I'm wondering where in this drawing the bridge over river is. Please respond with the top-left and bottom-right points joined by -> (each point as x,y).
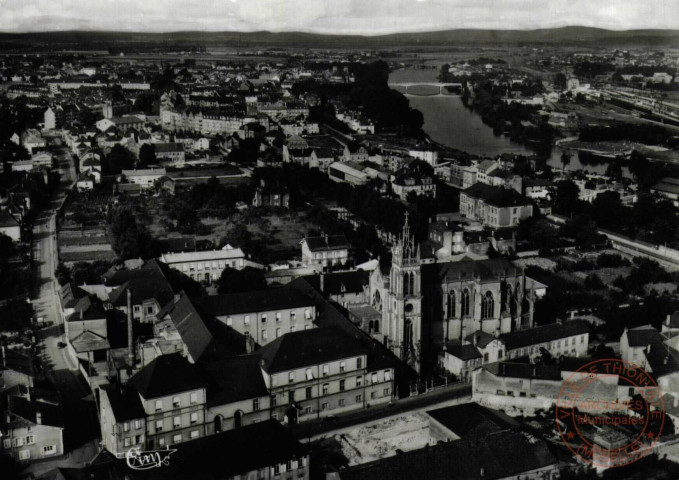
388,82 -> 463,95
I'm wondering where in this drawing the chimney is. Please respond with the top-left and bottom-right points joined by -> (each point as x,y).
646,343 -> 652,354
127,289 -> 135,368
320,273 -> 325,293
1,346 -> 5,367
36,411 -> 42,425
667,314 -> 672,327
480,467 -> 485,477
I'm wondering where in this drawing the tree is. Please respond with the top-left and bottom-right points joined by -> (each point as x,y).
554,72 -> 568,90
105,144 -> 135,174
560,150 -> 572,172
139,144 -> 156,167
628,150 -> 650,185
553,179 -> 581,215
217,267 -> 267,294
605,162 -> 623,179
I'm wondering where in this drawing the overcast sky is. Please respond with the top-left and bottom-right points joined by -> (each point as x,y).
1,0 -> 677,34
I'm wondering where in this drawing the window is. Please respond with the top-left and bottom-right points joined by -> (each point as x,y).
290,311 -> 296,321
305,309 -> 312,320
461,289 -> 470,316
226,317 -> 233,326
274,464 -> 281,475
146,305 -> 154,315
134,305 -> 141,313
261,314 -> 267,323
384,370 -> 391,381
42,445 -> 56,455
173,417 -> 181,428
156,420 -> 163,432
371,373 -> 377,384
321,402 -> 329,410
123,422 -> 130,432
305,368 -> 314,381
190,430 -> 199,439
135,435 -> 142,444
271,395 -> 277,407
498,350 -> 503,359
262,329 -> 268,341
3,438 -> 11,449
481,291 -> 494,319
356,357 -> 363,369
173,396 -> 180,408
13,437 -> 24,447
339,399 -> 346,407
25,436 -> 35,445
306,387 -> 313,400
384,388 -> 390,396
19,450 -> 30,460
484,353 -> 489,362
304,406 -> 313,415
447,291 -> 456,318
173,434 -> 182,444
340,361 -> 346,372
371,391 -> 376,399
276,328 -> 282,338
158,437 -> 165,447
356,394 -> 363,402
190,393 -> 198,404
339,380 -> 346,391
289,372 -> 295,383
135,419 -> 142,430
190,412 -> 198,424
124,437 -> 131,447
322,383 -> 329,395
244,315 -> 250,326
322,364 -> 329,376
155,400 -> 162,412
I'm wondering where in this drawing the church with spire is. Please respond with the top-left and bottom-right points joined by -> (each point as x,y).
369,213 -> 546,376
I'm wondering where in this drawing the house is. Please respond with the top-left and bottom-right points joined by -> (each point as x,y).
426,402 -> 519,442
1,385 -> 65,462
98,384 -> 147,458
64,302 -> 111,365
252,179 -> 290,209
0,209 -> 21,242
127,353 -> 207,449
460,183 -> 534,228
120,168 -> 166,189
20,129 -> 46,154
158,245 -> 248,284
0,348 -> 35,391
391,170 -> 436,201
75,173 -> 95,191
300,235 -> 350,267
257,326 -> 395,423
154,143 -> 186,165
196,286 -> 317,347
300,270 -> 370,307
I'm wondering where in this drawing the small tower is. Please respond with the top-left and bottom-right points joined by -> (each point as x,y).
388,212 -> 423,373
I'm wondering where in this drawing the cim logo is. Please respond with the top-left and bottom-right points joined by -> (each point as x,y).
126,447 -> 177,470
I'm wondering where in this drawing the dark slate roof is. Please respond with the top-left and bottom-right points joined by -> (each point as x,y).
198,355 -> 269,407
196,286 -> 314,316
67,302 -> 107,322
257,326 -> 366,374
462,183 -> 532,208
130,353 -> 205,399
422,258 -> 520,285
484,362 -> 562,381
303,235 -> 350,252
101,384 -> 145,422
3,393 -> 64,429
427,402 -> 519,438
0,209 -> 20,228
499,320 -> 590,350
162,295 -> 245,363
464,331 -> 497,349
0,349 -> 34,377
625,325 -> 663,347
336,430 -> 557,480
164,420 -> 308,479
443,342 -> 482,361
60,283 -> 89,310
667,311 -> 679,329
108,278 -> 175,309
301,270 -> 369,296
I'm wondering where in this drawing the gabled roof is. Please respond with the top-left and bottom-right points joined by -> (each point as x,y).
427,402 -> 518,439
462,183 -> 532,208
303,234 -> 349,252
0,349 -> 34,377
100,385 -> 145,422
69,330 -> 110,353
108,278 -> 175,309
301,270 -> 369,296
196,286 -> 314,317
257,326 -> 366,373
443,342 -> 482,361
3,394 -> 64,429
499,320 -> 590,351
130,353 -> 205,399
423,258 -> 520,285
625,324 -> 663,347
0,209 -> 20,229
198,355 -> 269,407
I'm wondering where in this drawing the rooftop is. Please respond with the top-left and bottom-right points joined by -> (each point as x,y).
130,353 -> 205,399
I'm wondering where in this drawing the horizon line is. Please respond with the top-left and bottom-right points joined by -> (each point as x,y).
1,25 -> 679,37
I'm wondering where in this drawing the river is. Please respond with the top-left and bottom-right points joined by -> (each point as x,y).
389,69 -> 627,176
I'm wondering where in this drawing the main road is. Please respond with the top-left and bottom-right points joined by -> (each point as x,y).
24,144 -> 101,477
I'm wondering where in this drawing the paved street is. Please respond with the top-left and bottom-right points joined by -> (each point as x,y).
20,149 -> 101,478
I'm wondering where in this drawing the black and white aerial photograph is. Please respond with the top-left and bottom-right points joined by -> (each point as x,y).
0,1 -> 678,479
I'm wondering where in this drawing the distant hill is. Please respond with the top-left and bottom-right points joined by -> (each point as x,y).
0,26 -> 677,50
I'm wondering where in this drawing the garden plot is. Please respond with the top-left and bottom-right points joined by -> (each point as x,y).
334,412 -> 434,466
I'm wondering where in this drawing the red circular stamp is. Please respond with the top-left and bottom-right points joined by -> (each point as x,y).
555,358 -> 665,469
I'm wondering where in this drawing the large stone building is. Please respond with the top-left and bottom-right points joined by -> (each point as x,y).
368,215 -> 545,374
460,183 -> 533,228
